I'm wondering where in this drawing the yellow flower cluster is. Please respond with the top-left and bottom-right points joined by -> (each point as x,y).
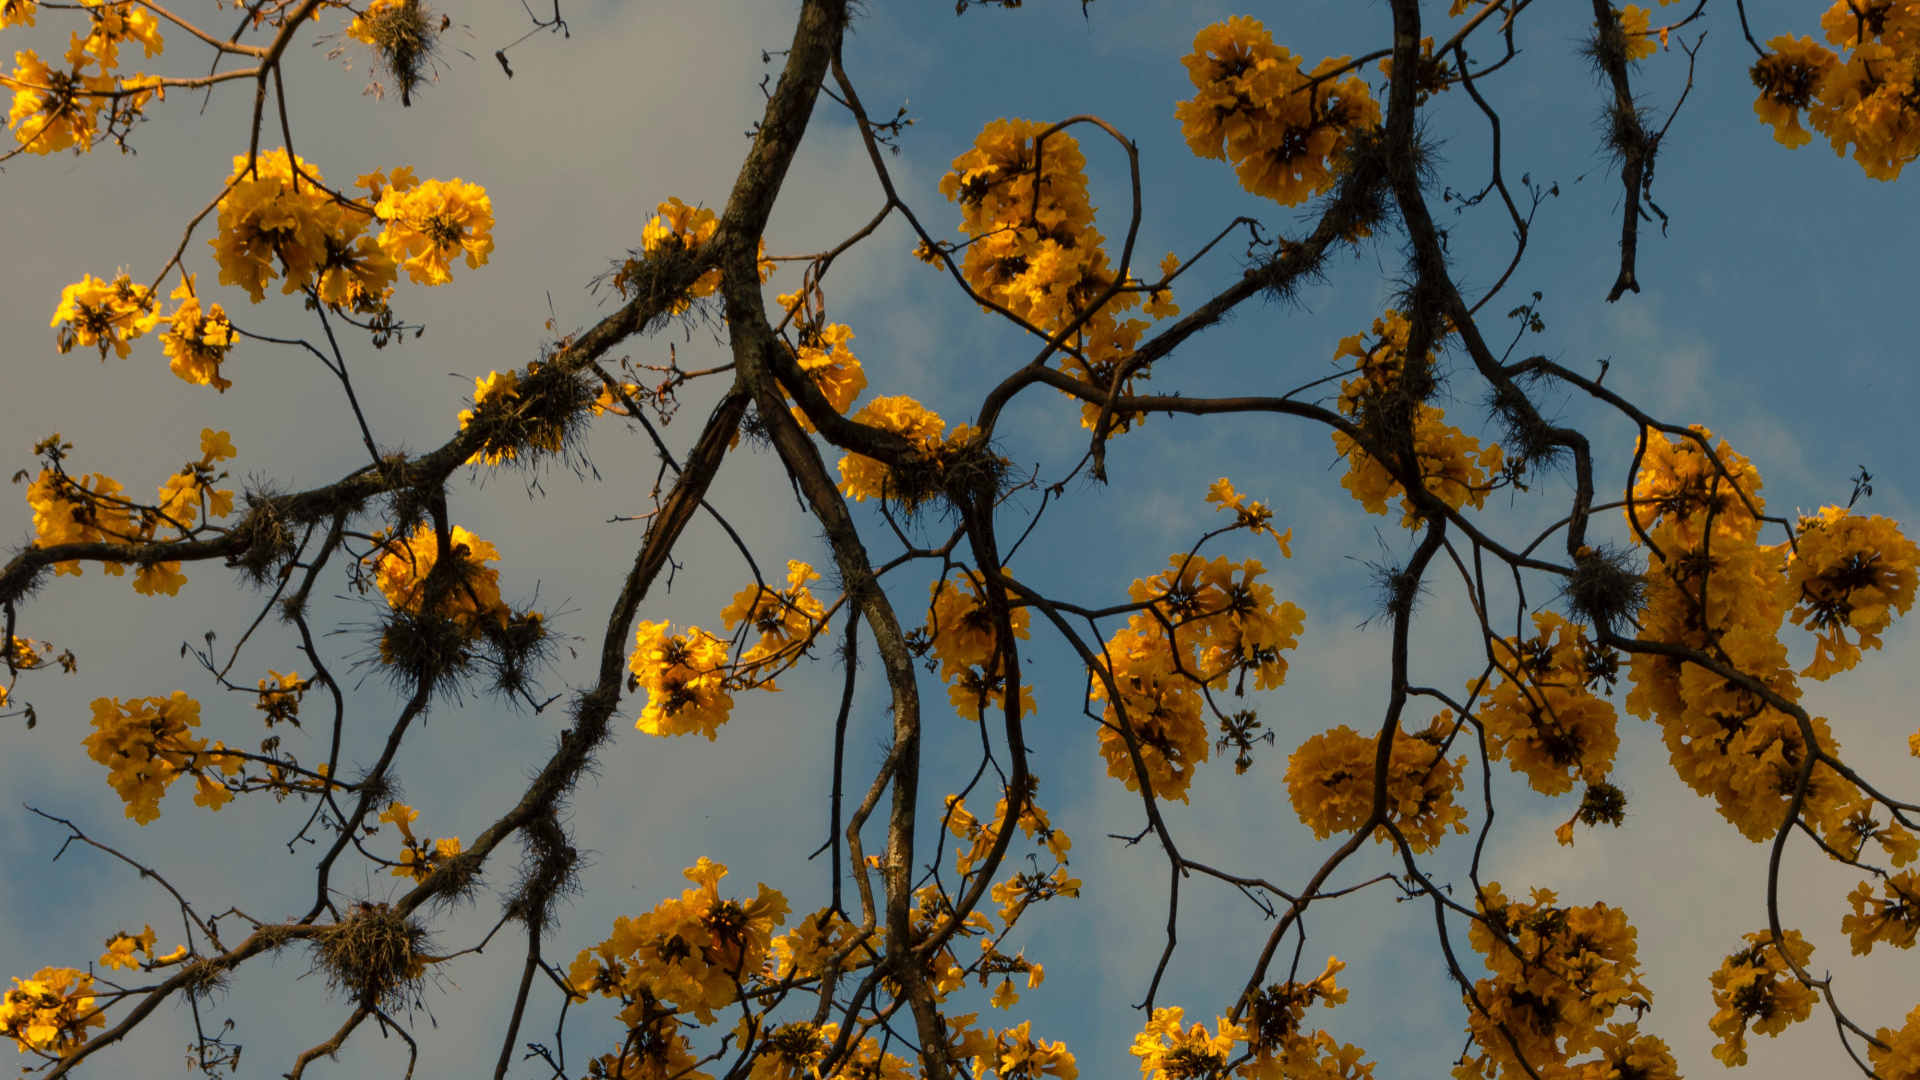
784,319 -> 868,433
835,395 -> 987,509
98,925 -> 153,971
568,857 -> 789,1025
1706,929 -> 1817,1067
621,197 -> 774,313
0,968 -> 101,1056
1785,504 -> 1920,679
1842,870 -> 1920,954
368,523 -> 514,645
1131,1007 -> 1243,1080
1752,2 -> 1920,178
938,119 -> 1178,429
1330,312 -> 1502,527
344,0 -> 405,44
50,271 -> 160,360
629,620 -> 733,738
456,368 -> 565,465
764,907 -> 858,983
374,172 -> 495,286
211,150 -> 392,304
82,691 -> 240,824
1624,429 -> 1865,844
926,570 -> 1032,721
1091,551 -> 1305,802
1284,715 -> 1469,853
378,802 -> 461,883
720,560 -> 828,689
27,429 -> 236,594
944,790 -> 1073,882
1175,17 -> 1381,207
975,1020 -> 1078,1080
1206,478 -> 1294,556
158,276 -> 236,391
1869,1004 -> 1920,1080
1453,885 -> 1669,1080
3,0 -> 164,156
1237,958 -> 1368,1080
1469,612 -> 1619,797
97,925 -> 182,971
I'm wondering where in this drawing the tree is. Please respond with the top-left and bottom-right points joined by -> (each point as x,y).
2,0 -> 1919,1077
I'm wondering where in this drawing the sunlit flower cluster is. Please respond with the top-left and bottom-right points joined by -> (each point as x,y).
374,173 -> 495,286
1091,542 -> 1305,802
1751,2 -> 1920,178
569,857 -> 789,1025
835,395 -> 991,510
1175,17 -> 1381,207
1284,714 -> 1469,853
211,150 -> 395,305
378,801 -> 461,883
1706,929 -> 1817,1067
629,620 -> 734,739
50,271 -> 159,359
926,569 -> 1032,721
720,559 -> 828,689
1624,429 -> 1866,844
1453,884 -> 1669,1080
938,119 -> 1178,430
3,0 -> 165,156
27,429 -> 236,594
82,691 -> 239,824
1330,311 -> 1502,527
157,276 -> 237,391
1470,612 -> 1620,797
1785,504 -> 1920,679
0,967 -> 102,1056
367,523 -> 515,647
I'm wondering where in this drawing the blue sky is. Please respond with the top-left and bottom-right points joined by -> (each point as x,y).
2,1 -> 1917,1077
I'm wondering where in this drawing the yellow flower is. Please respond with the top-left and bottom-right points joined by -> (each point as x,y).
1,0 -> 36,28
4,48 -> 115,154
1284,715 -> 1469,852
159,278 -> 236,391
1455,884 -> 1654,1079
0,968 -> 102,1055
1867,1003 -> 1920,1080
51,271 -> 160,359
629,620 -> 734,739
720,560 -> 827,689
1175,18 -> 1381,207
26,465 -> 133,575
787,322 -> 868,431
569,857 -> 788,1025
1131,1008 -> 1244,1080
1841,871 -> 1920,955
1785,505 -> 1920,679
65,0 -> 165,74
1612,5 -> 1656,63
82,692 -> 240,824
375,176 -> 495,286
1707,930 -> 1816,1066
1751,36 -> 1838,148
211,149 -> 396,305
98,925 -> 156,971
